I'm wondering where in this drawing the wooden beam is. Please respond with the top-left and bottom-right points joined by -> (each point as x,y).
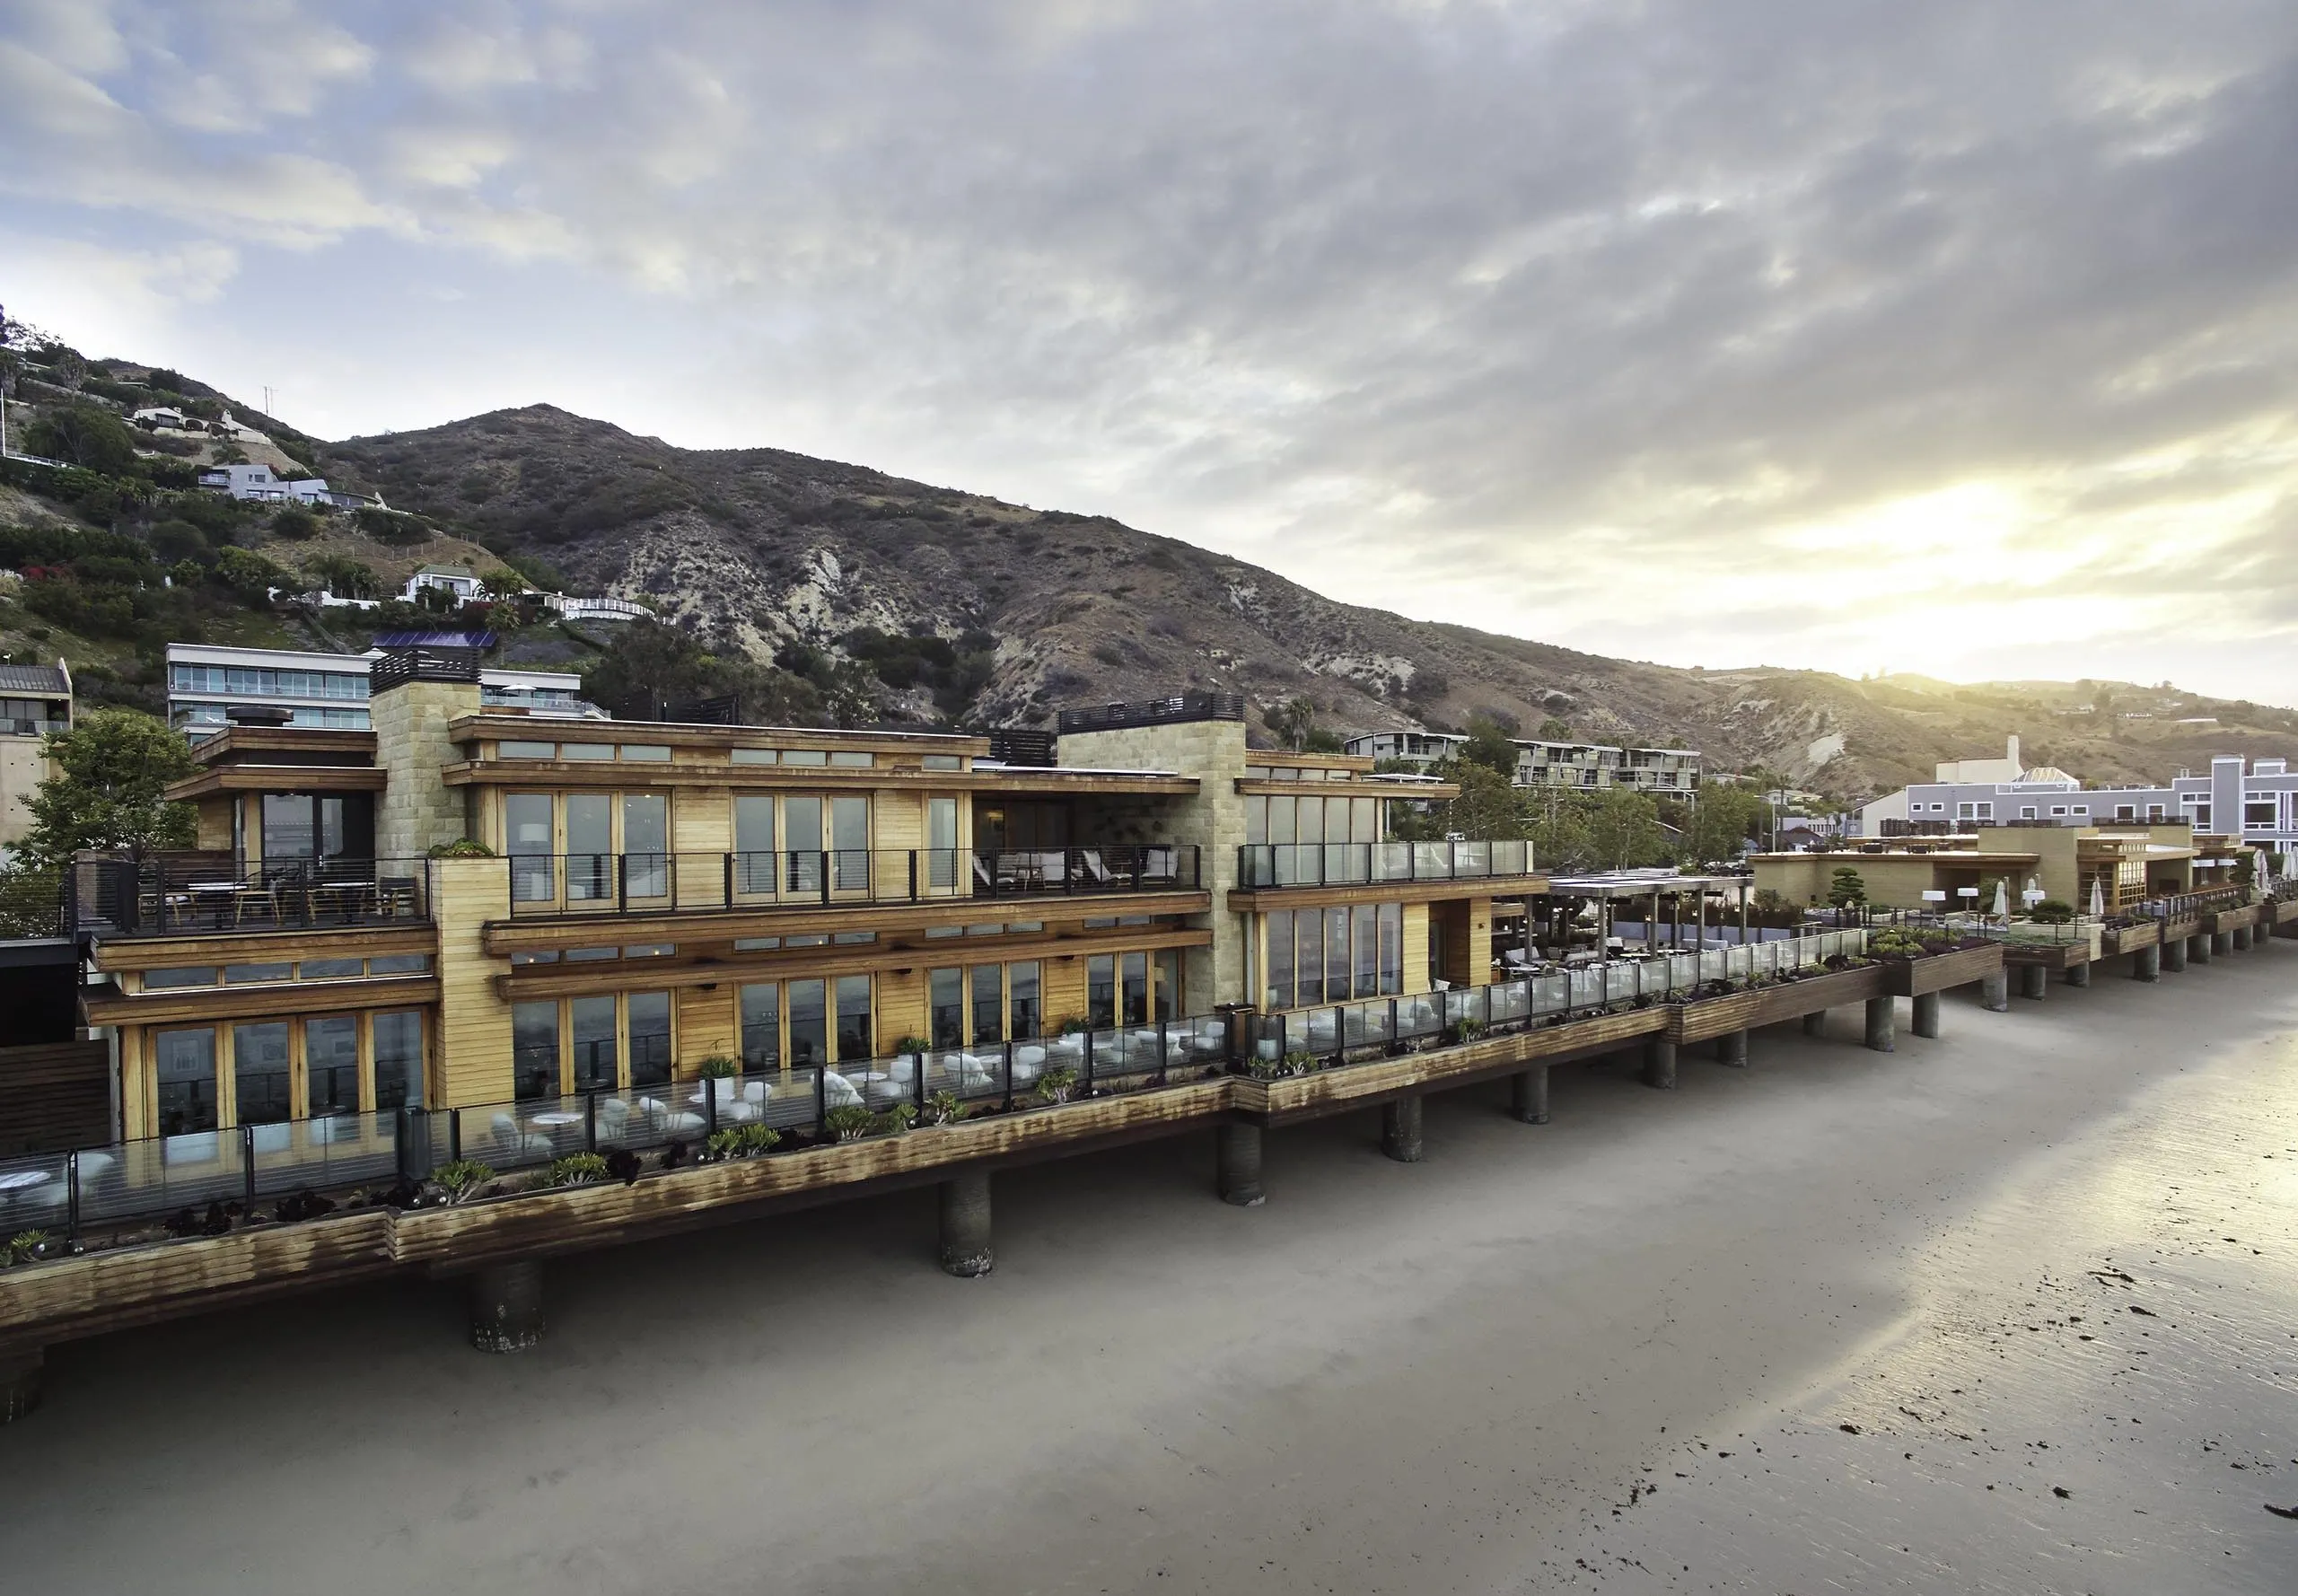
481,889 -> 1214,953
83,975 -> 441,1027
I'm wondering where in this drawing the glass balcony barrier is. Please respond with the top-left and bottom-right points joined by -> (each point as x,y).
1237,839 -> 1534,889
503,845 -> 1201,916
71,856 -> 432,938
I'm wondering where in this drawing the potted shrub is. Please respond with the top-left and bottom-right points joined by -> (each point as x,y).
697,1053 -> 742,1109
924,1090 -> 967,1126
2028,899 -> 2075,925
1037,1064 -> 1079,1104
434,1159 -> 495,1203
550,1152 -> 610,1187
825,1104 -> 877,1142
4,1229 -> 54,1267
874,1102 -> 917,1136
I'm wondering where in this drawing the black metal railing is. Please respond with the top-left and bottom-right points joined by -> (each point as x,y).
71,856 -> 432,937
503,845 -> 1201,917
369,646 -> 482,692
1237,839 -> 1534,889
1057,693 -> 1245,734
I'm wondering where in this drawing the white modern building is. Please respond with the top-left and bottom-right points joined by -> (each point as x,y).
402,564 -> 485,604
1858,749 -> 2298,855
166,644 -> 601,737
1344,730 -> 1701,794
196,462 -> 367,510
0,659 -> 71,850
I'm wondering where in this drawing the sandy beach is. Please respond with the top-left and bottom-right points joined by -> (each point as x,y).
4,945 -> 2295,1594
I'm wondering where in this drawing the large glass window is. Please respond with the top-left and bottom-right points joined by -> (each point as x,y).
507,794 -> 555,902
740,983 -> 780,1069
930,968 -> 964,1048
1121,951 -> 1148,1027
835,974 -> 873,1059
1352,904 -> 1379,999
155,1027 -> 217,1136
303,1015 -> 359,1118
373,1011 -> 424,1111
1009,960 -> 1041,1039
831,796 -> 870,891
1089,955 -> 1117,1028
1260,903 -> 1404,1011
566,794 -> 613,901
262,794 -> 315,862
1377,903 -> 1402,995
1154,949 -> 1182,1021
970,964 -> 1004,1046
627,992 -> 672,1087
513,1001 -> 559,1100
232,1022 -> 292,1125
624,794 -> 669,899
570,995 -> 618,1091
788,978 -> 827,1065
928,797 -> 959,890
1266,908 -> 1295,1011
735,795 -> 776,894
785,797 -> 823,893
1324,908 -> 1349,1005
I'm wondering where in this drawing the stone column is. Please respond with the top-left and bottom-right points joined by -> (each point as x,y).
939,1171 -> 994,1276
1715,1029 -> 1750,1067
1910,991 -> 1941,1039
1863,995 -> 1896,1051
1216,1124 -> 1265,1207
1509,1068 -> 1549,1124
2018,964 -> 2049,1000
1801,1010 -> 1827,1038
2233,925 -> 2253,951
1642,1039 -> 1677,1090
469,1260 -> 545,1353
1381,1095 -> 1425,1162
2161,937 -> 2187,972
2065,960 -> 2092,987
1980,971 -> 2011,1012
2211,931 -> 2233,958
2133,943 -> 2162,981
0,1343 -> 41,1425
2190,934 -> 2212,964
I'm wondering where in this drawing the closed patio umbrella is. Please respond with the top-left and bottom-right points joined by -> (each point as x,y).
2088,876 -> 2105,917
1991,879 -> 2009,919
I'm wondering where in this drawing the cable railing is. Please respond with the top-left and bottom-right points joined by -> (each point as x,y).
69,856 -> 432,937
1250,928 -> 1869,1060
503,845 -> 1199,916
1237,839 -> 1535,889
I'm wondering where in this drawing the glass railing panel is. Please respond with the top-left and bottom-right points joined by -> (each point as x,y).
1323,843 -> 1366,884
1413,841 -> 1450,878
1455,840 -> 1492,877
1490,981 -> 1528,1025
1396,990 -> 1443,1038
1568,968 -> 1602,1010
1372,842 -> 1414,882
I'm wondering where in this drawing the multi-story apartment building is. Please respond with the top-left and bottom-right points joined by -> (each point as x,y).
74,676 -> 1536,1142
1859,751 -> 2298,857
0,660 -> 71,850
166,642 -> 598,737
1342,730 -> 1700,794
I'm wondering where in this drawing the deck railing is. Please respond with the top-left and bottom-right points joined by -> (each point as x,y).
70,856 -> 432,938
1249,927 -> 1868,1058
503,845 -> 1199,916
1237,838 -> 1534,889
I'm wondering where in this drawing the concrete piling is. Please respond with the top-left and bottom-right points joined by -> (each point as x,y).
0,1344 -> 41,1424
2065,960 -> 2092,987
2018,964 -> 2049,1000
2165,937 -> 2189,971
1801,1010 -> 1827,1038
1216,1124 -> 1265,1207
1864,995 -> 1896,1052
1381,1095 -> 1425,1162
1509,1068 -> 1549,1124
2233,925 -> 2253,951
938,1171 -> 994,1277
468,1260 -> 545,1353
1910,991 -> 1941,1039
1642,1039 -> 1678,1091
1980,971 -> 2011,1011
1715,1029 -> 1750,1068
2133,943 -> 2162,981
2191,934 -> 2212,964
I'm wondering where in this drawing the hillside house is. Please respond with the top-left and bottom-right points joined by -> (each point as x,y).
402,565 -> 485,605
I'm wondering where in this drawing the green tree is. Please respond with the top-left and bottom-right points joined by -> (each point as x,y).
303,553 -> 382,599
478,568 -> 530,601
18,709 -> 196,866
1269,697 -> 1319,751
1587,788 -> 1665,870
24,403 -> 138,474
583,622 -> 825,724
215,545 -> 290,599
1535,716 -> 1571,741
1528,792 -> 1597,872
269,504 -> 322,540
1686,785 -> 1770,865
1443,763 -> 1529,841
1827,865 -> 1868,908
1460,715 -> 1521,776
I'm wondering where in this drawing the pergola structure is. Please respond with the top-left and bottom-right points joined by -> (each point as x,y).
1505,870 -> 1757,962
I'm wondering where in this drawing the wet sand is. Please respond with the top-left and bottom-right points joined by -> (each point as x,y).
4,946 -> 2295,1593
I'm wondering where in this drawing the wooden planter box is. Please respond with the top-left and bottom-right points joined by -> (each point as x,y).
2100,922 -> 2161,957
1667,964 -> 1887,1044
2000,941 -> 2087,971
1886,942 -> 2005,996
2204,904 -> 2262,935
1237,1006 -> 1667,1124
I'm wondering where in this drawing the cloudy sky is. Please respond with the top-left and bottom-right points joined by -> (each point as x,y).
6,0 -> 2297,699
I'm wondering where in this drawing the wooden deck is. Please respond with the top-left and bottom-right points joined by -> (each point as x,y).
0,941 -> 2037,1355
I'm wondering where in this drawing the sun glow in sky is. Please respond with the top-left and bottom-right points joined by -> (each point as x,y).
5,0 -> 2297,700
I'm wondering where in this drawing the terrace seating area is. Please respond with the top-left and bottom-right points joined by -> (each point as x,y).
70,855 -> 430,937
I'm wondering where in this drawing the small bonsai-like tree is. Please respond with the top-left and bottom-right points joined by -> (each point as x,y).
1826,865 -> 1868,909
2027,899 -> 2075,925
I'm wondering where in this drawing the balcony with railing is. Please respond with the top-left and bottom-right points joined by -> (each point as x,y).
503,844 -> 1202,918
71,855 -> 432,938
1235,838 -> 1535,890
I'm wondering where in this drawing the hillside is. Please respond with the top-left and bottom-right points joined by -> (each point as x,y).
4,333 -> 2296,802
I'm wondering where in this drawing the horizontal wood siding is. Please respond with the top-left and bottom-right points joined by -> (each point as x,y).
0,1041 -> 112,1154
1885,943 -> 2006,996
1669,965 -> 1888,1043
